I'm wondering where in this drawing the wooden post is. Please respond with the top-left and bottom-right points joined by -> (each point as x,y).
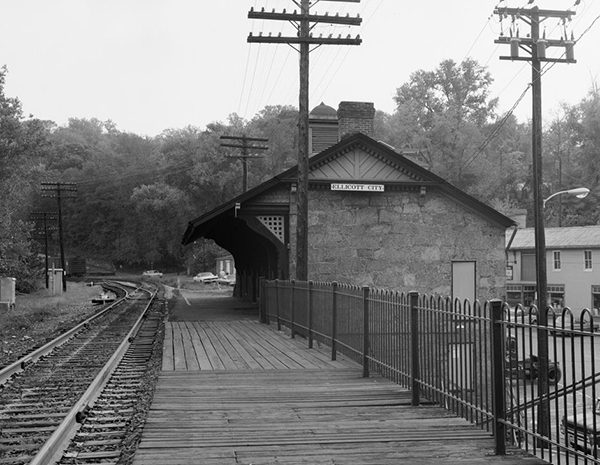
275,279 -> 281,331
290,280 -> 296,339
410,291 -> 420,406
362,286 -> 370,378
308,281 -> 314,349
258,277 -> 266,323
490,299 -> 507,455
332,281 -> 338,361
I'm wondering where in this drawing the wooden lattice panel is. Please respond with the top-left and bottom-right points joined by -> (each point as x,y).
258,216 -> 285,243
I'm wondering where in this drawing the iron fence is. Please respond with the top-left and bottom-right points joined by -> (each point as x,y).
260,278 -> 600,464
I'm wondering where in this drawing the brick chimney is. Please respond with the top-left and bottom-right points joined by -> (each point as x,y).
337,101 -> 375,140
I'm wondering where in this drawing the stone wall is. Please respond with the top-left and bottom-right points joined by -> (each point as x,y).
307,187 -> 507,301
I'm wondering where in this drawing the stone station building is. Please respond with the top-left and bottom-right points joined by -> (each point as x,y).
182,102 -> 515,303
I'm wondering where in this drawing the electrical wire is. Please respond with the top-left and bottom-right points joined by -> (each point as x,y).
310,0 -> 383,106
460,4 -> 600,173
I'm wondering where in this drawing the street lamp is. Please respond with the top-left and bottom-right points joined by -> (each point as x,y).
543,187 -> 590,208
535,186 -> 589,447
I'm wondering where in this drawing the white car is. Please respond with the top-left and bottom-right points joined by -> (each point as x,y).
193,272 -> 218,283
142,270 -> 163,278
217,274 -> 236,286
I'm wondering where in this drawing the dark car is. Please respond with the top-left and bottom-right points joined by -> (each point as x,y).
563,398 -> 600,454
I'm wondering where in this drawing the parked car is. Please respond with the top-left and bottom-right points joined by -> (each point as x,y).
562,397 -> 600,454
193,272 -> 218,283
217,274 -> 236,286
142,270 -> 163,278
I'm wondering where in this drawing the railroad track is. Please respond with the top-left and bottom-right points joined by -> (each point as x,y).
0,282 -> 166,465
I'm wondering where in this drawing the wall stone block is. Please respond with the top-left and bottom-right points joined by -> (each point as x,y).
308,187 -> 507,301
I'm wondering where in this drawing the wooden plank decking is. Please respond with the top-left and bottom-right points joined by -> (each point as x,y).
132,319 -> 548,465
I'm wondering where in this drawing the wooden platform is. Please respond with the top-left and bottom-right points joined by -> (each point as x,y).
132,320 -> 548,465
161,320 -> 356,371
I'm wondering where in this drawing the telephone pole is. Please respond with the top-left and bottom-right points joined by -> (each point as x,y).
220,135 -> 268,193
30,211 -> 58,289
248,1 -> 362,281
494,4 -> 576,448
41,182 -> 77,292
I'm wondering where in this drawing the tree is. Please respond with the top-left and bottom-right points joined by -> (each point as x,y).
130,182 -> 190,267
391,58 -> 499,191
546,87 -> 600,226
0,66 -> 52,290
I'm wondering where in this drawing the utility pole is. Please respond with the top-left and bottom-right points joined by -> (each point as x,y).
30,211 -> 58,289
248,1 -> 362,281
220,135 -> 268,193
494,4 -> 576,448
41,182 -> 77,292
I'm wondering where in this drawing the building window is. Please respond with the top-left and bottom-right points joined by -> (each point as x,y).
584,250 -> 593,270
553,251 -> 561,271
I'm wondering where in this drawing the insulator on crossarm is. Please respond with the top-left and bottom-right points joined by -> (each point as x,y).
249,32 -> 253,37
338,34 -> 341,39
261,7 -> 264,12
268,32 -> 272,37
278,32 -> 281,37
250,7 -> 254,12
328,34 -> 332,38
259,32 -> 263,37
283,9 -> 286,13
346,34 -> 351,39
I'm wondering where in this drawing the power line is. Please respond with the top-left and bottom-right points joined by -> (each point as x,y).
461,4 -> 600,172
248,0 -> 362,281
220,135 -> 269,192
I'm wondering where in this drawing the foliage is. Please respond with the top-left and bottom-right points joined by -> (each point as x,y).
389,58 -> 502,192
3,58 -> 600,280
0,66 -> 53,290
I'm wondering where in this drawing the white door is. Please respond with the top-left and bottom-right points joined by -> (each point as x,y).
452,261 -> 476,305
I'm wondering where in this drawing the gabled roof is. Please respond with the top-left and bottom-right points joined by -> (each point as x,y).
182,133 -> 516,245
507,226 -> 600,250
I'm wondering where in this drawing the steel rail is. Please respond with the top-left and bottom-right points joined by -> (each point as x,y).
29,286 -> 157,465
0,283 -> 131,386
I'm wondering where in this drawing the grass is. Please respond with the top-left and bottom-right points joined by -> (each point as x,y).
0,282 -> 103,363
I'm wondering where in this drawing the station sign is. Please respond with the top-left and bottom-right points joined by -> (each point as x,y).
331,183 -> 384,192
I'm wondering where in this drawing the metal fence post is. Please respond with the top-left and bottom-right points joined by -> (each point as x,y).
308,281 -> 314,349
410,291 -> 420,407
363,286 -> 370,378
332,281 -> 338,361
490,298 -> 506,455
275,279 -> 281,331
290,280 -> 295,339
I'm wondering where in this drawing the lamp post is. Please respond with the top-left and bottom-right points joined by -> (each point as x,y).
543,187 -> 590,208
536,186 -> 589,446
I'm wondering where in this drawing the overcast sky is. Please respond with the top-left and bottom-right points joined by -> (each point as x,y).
1,0 -> 599,137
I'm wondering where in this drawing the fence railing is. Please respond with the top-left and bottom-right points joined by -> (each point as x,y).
259,278 -> 600,463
